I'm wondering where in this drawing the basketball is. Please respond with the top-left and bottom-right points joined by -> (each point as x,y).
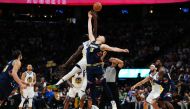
93,2 -> 102,12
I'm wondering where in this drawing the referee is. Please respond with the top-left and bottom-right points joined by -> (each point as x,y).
100,57 -> 124,109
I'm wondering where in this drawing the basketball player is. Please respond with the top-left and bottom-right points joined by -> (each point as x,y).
55,12 -> 98,109
131,64 -> 163,109
155,59 -> 174,109
0,50 -> 26,106
58,11 -> 98,71
56,12 -> 98,85
55,40 -> 92,109
64,70 -> 87,109
56,40 -> 90,85
19,64 -> 36,109
86,11 -> 129,109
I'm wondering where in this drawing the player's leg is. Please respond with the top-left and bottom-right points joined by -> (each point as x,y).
78,75 -> 87,109
165,101 -> 174,109
28,88 -> 35,109
111,83 -> 121,109
145,92 -> 154,109
158,101 -> 167,109
56,66 -> 81,85
19,97 -> 26,109
99,88 -> 107,109
151,99 -> 159,109
79,95 -> 86,109
28,98 -> 33,109
62,64 -> 82,81
19,89 -> 28,109
86,67 -> 97,106
64,88 -> 76,109
143,101 -> 148,109
90,82 -> 97,106
78,90 -> 86,109
99,76 -> 117,109
64,96 -> 72,109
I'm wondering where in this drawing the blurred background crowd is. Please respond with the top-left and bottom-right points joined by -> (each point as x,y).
0,2 -> 190,109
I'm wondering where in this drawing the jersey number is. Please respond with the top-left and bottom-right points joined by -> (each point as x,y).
90,48 -> 94,52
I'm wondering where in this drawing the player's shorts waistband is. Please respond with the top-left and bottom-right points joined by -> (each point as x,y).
86,62 -> 103,67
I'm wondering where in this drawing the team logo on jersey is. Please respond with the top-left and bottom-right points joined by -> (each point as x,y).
27,77 -> 33,83
75,77 -> 82,84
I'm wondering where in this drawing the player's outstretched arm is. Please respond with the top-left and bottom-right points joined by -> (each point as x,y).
12,60 -> 26,88
92,11 -> 98,38
59,44 -> 83,70
101,44 -> 129,53
88,11 -> 95,42
131,76 -> 150,90
109,58 -> 124,68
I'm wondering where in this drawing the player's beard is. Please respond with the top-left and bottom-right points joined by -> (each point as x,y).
150,69 -> 155,73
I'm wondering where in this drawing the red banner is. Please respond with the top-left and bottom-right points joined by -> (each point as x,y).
0,0 -> 188,5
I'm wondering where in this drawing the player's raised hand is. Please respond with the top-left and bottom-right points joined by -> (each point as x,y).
91,11 -> 97,19
88,11 -> 93,18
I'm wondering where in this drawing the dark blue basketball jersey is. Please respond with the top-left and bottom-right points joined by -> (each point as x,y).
86,41 -> 103,64
0,60 -> 18,100
0,60 -> 14,80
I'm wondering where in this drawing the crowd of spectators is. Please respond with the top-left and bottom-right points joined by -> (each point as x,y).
0,9 -> 190,109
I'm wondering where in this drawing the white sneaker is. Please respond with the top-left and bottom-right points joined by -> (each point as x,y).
91,105 -> 99,109
111,100 -> 117,109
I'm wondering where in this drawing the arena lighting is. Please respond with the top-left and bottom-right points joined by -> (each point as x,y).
56,9 -> 64,14
180,8 -> 189,13
121,9 -> 128,14
149,9 -> 154,14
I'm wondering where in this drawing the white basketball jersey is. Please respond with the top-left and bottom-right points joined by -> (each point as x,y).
82,41 -> 90,59
24,71 -> 35,87
72,71 -> 85,88
149,72 -> 164,93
